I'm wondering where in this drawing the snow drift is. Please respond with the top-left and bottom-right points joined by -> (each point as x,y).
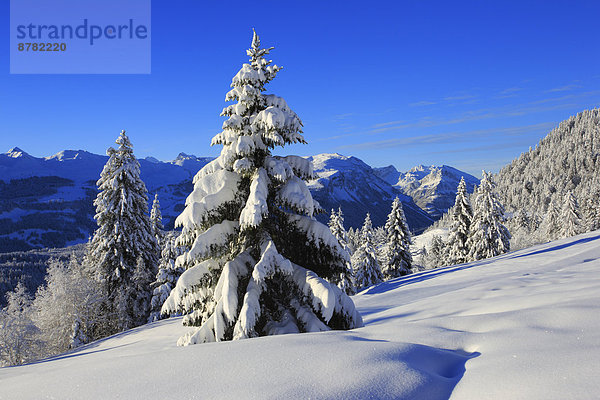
2,231 -> 600,399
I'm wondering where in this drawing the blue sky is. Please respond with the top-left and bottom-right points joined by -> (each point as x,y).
1,0 -> 599,176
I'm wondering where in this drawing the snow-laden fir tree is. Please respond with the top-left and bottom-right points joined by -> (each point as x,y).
425,234 -> 446,269
583,187 -> 600,232
467,171 -> 511,261
85,130 -> 160,332
148,231 -> 184,322
150,193 -> 164,245
512,209 -> 531,233
381,197 -> 412,279
543,197 -> 561,241
559,190 -> 582,238
446,177 -> 473,265
328,208 -> 355,295
129,256 -> 155,326
346,227 -> 360,255
162,32 -> 362,345
351,213 -> 383,291
328,208 -> 349,251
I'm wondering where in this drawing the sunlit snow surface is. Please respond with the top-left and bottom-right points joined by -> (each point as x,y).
2,231 -> 600,399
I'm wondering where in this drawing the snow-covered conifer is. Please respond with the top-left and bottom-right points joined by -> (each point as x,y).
351,213 -> 383,291
425,235 -> 446,269
346,227 -> 360,254
468,171 -> 511,261
85,130 -> 159,332
543,198 -> 561,241
381,197 -> 412,279
512,209 -> 531,232
328,208 -> 354,294
446,177 -> 473,265
559,190 -> 582,238
162,32 -> 362,345
148,231 -> 184,322
150,193 -> 165,245
131,256 -> 155,326
583,188 -> 600,232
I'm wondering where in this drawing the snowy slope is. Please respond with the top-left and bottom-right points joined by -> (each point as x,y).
374,165 -> 479,219
3,231 -> 600,399
307,153 -> 433,232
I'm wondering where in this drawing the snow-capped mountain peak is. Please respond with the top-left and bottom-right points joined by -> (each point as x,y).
45,149 -> 101,162
5,147 -> 30,159
374,164 -> 479,219
306,153 -> 433,232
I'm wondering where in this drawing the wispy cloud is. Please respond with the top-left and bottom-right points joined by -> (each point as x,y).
333,113 -> 354,120
409,100 -> 436,107
499,87 -> 523,95
443,94 -> 477,101
545,84 -> 582,93
338,122 -> 556,151
369,101 -> 578,135
494,87 -> 523,99
372,120 -> 406,129
427,138 -> 541,155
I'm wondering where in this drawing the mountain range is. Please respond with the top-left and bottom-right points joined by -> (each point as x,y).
0,147 -> 476,252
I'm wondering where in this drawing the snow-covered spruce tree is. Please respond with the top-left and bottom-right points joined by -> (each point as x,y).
85,130 -> 159,332
381,197 -> 412,279
467,171 -> 511,261
351,213 -> 383,291
162,32 -> 362,345
425,234 -> 446,269
150,193 -> 165,245
559,190 -> 582,238
346,227 -> 360,254
148,231 -> 184,322
584,188 -> 600,231
129,256 -> 155,326
542,197 -> 560,241
446,177 -> 473,265
328,208 -> 354,295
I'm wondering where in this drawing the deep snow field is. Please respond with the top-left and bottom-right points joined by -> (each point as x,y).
2,231 -> 600,399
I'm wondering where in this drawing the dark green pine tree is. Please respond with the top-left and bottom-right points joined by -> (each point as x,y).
85,130 -> 159,331
162,31 -> 362,345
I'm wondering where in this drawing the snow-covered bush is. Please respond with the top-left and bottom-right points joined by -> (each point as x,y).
163,32 -> 362,345
0,283 -> 42,366
32,255 -> 106,356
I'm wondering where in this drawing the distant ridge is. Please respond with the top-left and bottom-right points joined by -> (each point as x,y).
0,148 -> 478,252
